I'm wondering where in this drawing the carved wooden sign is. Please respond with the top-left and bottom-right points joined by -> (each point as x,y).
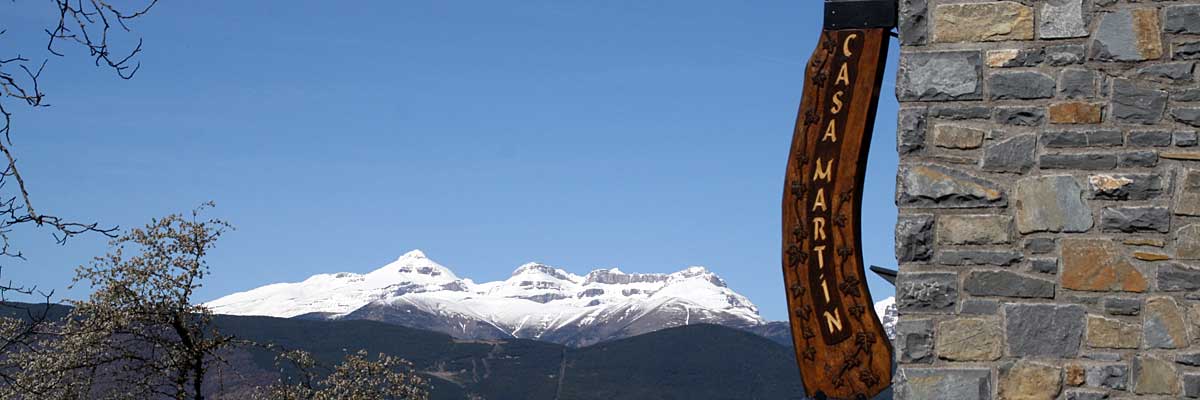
782,27 -> 893,399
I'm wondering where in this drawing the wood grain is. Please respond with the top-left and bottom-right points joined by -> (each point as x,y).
781,28 -> 893,400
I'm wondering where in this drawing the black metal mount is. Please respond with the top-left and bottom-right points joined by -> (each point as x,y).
824,0 -> 898,30
869,265 -> 897,285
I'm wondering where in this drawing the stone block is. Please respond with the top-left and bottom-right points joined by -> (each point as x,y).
1165,5 -> 1200,34
1177,40 -> 1200,60
1014,175 -> 1092,233
1177,130 -> 1199,147
1030,258 -> 1057,274
936,215 -> 1011,245
1091,9 -> 1163,62
1134,355 -> 1180,395
1087,173 -> 1163,200
1046,44 -> 1086,66
1006,303 -> 1084,357
989,71 -> 1056,100
1158,263 -> 1200,292
936,317 -> 1002,361
1039,0 -> 1087,39
1000,361 -> 1062,400
1177,352 -> 1200,367
1174,107 -> 1200,127
1061,238 -> 1148,292
897,164 -> 1006,208
1112,79 -> 1168,125
899,0 -> 928,45
932,2 -> 1033,43
1178,170 -> 1200,216
986,48 -> 1044,68
1025,237 -> 1056,254
965,270 -> 1054,298
896,214 -> 934,263
1144,296 -> 1189,349
982,134 -> 1036,173
1105,297 -> 1141,316
895,368 -> 990,400
1085,364 -> 1128,391
898,107 -> 926,155
1099,206 -> 1170,233
899,51 -> 983,101
994,107 -> 1044,126
960,298 -> 999,315
1049,102 -> 1103,125
1117,150 -> 1158,168
1040,153 -> 1117,170
1059,68 -> 1096,99
1043,130 -> 1122,148
1086,314 -> 1140,349
1185,373 -> 1200,398
896,318 -> 933,363
1138,62 -> 1195,82
1124,237 -> 1166,247
931,124 -> 985,149
1065,364 -> 1085,387
897,272 -> 957,313
1128,130 -> 1173,147
1179,224 -> 1200,260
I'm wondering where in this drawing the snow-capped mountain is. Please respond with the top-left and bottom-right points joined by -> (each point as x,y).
206,250 -> 895,347
874,296 -> 897,339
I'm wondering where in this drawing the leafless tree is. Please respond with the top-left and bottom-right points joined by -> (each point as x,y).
0,0 -> 160,258
0,1 -> 161,390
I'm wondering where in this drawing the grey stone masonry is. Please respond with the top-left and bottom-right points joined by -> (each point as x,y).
894,1 -> 1200,399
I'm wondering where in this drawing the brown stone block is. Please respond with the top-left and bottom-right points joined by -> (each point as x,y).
935,317 -> 1003,361
1061,238 -> 1148,292
1086,314 -> 1141,349
1133,251 -> 1170,261
999,361 -> 1062,400
1049,102 -> 1103,124
933,2 -> 1034,43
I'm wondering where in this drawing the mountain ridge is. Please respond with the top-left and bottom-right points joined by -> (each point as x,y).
206,250 -> 896,347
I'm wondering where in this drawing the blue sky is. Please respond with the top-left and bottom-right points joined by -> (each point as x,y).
5,0 -> 899,321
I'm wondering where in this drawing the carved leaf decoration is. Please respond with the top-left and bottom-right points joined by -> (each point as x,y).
804,109 -> 819,126
822,35 -> 837,52
841,276 -> 861,298
791,224 -> 806,242
803,346 -> 817,362
834,213 -> 848,228
839,188 -> 855,204
789,283 -> 806,299
786,245 -> 803,268
855,332 -> 877,348
838,246 -> 853,260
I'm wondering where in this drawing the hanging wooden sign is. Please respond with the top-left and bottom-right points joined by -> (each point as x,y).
782,1 -> 894,399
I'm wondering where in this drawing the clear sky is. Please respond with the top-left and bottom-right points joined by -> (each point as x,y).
5,0 -> 899,321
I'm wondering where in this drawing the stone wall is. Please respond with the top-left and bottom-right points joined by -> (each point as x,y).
892,0 -> 1200,398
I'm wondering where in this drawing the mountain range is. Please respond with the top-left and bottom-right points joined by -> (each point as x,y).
206,250 -> 896,347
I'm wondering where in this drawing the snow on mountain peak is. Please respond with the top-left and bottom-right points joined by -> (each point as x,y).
204,249 -> 900,346
400,249 -> 428,260
207,251 -> 765,326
